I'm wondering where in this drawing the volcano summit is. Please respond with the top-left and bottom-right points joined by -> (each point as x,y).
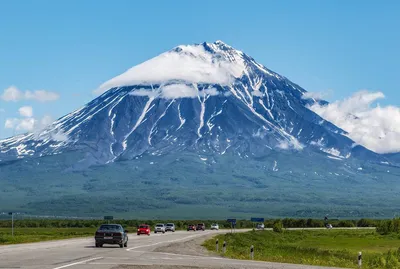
0,41 -> 399,218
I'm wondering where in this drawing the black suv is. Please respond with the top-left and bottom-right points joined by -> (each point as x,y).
196,223 -> 205,231
95,224 -> 129,248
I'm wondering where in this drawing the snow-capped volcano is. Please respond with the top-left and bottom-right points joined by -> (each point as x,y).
0,41 -> 385,166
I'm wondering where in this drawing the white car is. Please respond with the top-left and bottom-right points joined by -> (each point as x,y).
326,224 -> 333,229
154,223 -> 166,234
256,223 -> 265,230
210,223 -> 219,230
165,223 -> 176,232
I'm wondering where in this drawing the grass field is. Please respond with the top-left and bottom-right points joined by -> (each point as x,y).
203,229 -> 400,269
0,227 -> 99,245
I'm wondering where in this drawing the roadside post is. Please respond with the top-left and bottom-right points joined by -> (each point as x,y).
227,219 -> 236,233
250,245 -> 254,260
8,212 -> 14,237
358,252 -> 362,267
223,241 -> 226,254
216,239 -> 219,252
104,216 -> 113,224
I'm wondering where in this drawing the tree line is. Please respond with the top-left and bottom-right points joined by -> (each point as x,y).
0,218 -> 381,229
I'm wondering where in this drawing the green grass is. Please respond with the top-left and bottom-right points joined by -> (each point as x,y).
0,227 -> 98,245
203,230 -> 400,269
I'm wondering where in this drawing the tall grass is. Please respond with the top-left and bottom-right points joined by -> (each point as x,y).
0,227 -> 96,245
203,230 -> 400,269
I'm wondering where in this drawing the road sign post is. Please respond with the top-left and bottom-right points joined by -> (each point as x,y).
8,212 -> 13,237
250,245 -> 254,260
227,219 -> 236,233
104,216 -> 113,224
216,239 -> 219,252
223,241 -> 226,254
251,217 -> 264,231
358,252 -> 362,267
251,217 -> 264,222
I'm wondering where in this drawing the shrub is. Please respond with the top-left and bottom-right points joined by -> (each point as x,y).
273,220 -> 283,233
377,218 -> 400,235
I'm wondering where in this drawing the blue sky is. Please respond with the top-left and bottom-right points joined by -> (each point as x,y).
0,0 -> 399,139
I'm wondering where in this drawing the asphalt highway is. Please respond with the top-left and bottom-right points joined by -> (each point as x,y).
0,229 -> 352,269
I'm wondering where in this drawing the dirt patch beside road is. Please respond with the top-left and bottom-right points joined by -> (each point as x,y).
152,233 -> 219,257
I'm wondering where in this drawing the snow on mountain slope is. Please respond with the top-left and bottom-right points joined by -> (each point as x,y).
0,41 -> 386,166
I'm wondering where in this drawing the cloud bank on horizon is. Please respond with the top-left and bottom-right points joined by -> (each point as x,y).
307,90 -> 400,154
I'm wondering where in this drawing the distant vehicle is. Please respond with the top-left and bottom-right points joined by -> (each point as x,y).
154,223 -> 166,234
165,223 -> 176,232
196,223 -> 205,231
326,224 -> 333,229
187,224 -> 196,231
256,223 -> 265,230
94,224 -> 128,248
137,224 -> 151,236
210,223 -> 219,230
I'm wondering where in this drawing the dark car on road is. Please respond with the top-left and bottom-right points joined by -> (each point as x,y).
196,223 -> 205,231
187,224 -> 196,231
95,224 -> 129,248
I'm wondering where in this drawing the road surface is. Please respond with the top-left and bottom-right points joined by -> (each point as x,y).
0,229 -> 349,269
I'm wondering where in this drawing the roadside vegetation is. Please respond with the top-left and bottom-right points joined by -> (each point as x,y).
204,222 -> 400,269
0,227 -> 96,245
0,218 -> 380,246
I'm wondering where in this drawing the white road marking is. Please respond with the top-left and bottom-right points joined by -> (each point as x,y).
130,250 -> 225,260
126,232 -> 212,251
52,257 -> 103,269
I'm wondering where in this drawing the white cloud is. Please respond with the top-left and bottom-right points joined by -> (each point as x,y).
5,117 -> 35,131
1,86 -> 23,101
25,90 -> 59,102
4,118 -> 19,129
48,130 -> 68,142
277,138 -> 304,151
302,90 -> 332,100
308,90 -> 400,153
39,115 -> 54,128
4,114 -> 54,133
202,87 -> 219,96
1,86 -> 59,102
129,89 -> 158,97
18,106 -> 33,117
95,43 -> 246,95
129,84 -> 222,100
161,84 -> 198,99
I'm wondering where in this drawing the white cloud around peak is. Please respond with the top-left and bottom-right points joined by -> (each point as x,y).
95,44 -> 246,95
129,84 -> 221,99
308,90 -> 400,154
1,86 -> 59,102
